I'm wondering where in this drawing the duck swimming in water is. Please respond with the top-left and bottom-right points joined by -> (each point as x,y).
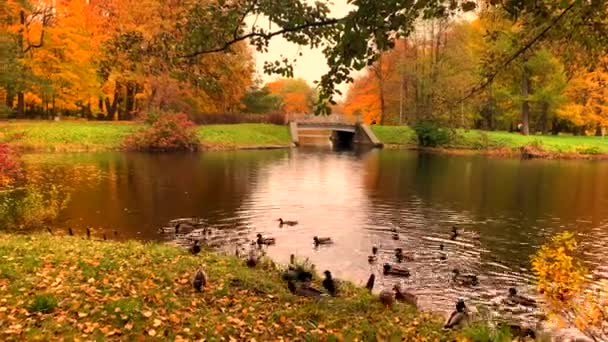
383,263 -> 411,277
506,288 -> 537,307
256,234 -> 276,246
451,269 -> 478,286
278,218 -> 298,226
450,226 -> 459,240
395,248 -> 414,262
368,246 -> 379,263
313,236 -> 333,246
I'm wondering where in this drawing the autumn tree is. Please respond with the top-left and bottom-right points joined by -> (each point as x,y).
265,78 -> 315,114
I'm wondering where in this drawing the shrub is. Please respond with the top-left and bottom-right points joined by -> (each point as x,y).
124,112 -> 200,151
412,120 -> 450,147
0,184 -> 70,230
0,143 -> 23,188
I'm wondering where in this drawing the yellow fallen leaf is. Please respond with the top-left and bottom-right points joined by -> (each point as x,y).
148,329 -> 156,337
125,322 -> 133,331
153,319 -> 162,327
169,314 -> 180,324
87,278 -> 95,284
143,311 -> 152,318
78,312 -> 88,318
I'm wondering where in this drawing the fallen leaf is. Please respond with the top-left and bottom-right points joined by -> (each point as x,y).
148,329 -> 156,337
78,312 -> 88,318
125,323 -> 133,331
143,311 -> 152,318
153,319 -> 162,327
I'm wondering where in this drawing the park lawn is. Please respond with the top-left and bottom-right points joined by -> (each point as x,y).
0,233 -> 455,341
0,121 -> 142,152
371,125 -> 417,145
198,123 -> 291,149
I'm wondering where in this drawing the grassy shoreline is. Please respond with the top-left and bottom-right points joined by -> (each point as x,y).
0,233 -> 456,340
2,120 -> 607,159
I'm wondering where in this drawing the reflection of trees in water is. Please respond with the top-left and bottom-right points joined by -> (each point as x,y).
38,151 -> 287,239
361,151 -> 608,267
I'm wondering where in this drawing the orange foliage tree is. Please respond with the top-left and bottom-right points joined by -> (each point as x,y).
265,78 -> 315,114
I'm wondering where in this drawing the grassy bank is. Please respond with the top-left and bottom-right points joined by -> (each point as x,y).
373,126 -> 608,157
0,121 -> 291,152
0,233 -> 453,341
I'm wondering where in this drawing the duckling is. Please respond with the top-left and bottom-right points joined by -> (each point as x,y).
256,234 -> 276,246
365,274 -> 375,292
368,246 -> 379,263
288,280 -> 322,298
450,226 -> 459,240
322,270 -> 338,296
383,263 -> 410,277
68,227 -> 74,236
444,299 -> 468,329
393,284 -> 417,307
451,269 -> 478,286
192,266 -> 208,292
278,218 -> 298,226
189,240 -> 201,255
507,288 -> 537,307
86,227 -> 91,239
313,236 -> 333,246
395,248 -> 414,262
379,289 -> 395,307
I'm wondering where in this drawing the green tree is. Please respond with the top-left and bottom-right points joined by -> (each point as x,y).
241,78 -> 281,113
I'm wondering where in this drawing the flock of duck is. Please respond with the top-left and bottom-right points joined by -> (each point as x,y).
156,218 -> 539,334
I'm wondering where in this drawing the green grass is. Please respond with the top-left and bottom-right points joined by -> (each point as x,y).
0,233 -> 460,341
371,125 -> 417,145
0,120 -> 141,152
371,125 -> 608,155
198,123 -> 291,148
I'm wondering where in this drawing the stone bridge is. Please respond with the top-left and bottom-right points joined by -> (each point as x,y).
287,114 -> 383,148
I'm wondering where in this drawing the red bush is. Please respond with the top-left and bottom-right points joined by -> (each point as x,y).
0,144 -> 23,187
124,113 -> 200,151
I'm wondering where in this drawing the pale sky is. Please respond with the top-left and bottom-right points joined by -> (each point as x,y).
250,1 -> 354,98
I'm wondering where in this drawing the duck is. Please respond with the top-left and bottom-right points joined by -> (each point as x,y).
86,227 -> 91,239
444,299 -> 468,329
393,284 -> 417,307
278,218 -> 298,226
365,274 -> 375,292
322,271 -> 338,296
189,240 -> 201,255
507,288 -> 537,307
246,249 -> 258,268
192,266 -> 208,292
451,269 -> 478,286
392,233 -> 400,240
283,257 -> 313,282
313,236 -> 333,246
450,226 -> 459,240
395,248 -> 414,262
383,263 -> 410,277
368,246 -> 379,263
379,289 -> 395,307
256,234 -> 276,246
287,280 -> 322,298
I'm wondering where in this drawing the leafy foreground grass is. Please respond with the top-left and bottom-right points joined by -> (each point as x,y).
198,123 -> 291,149
0,121 -> 142,152
0,233 -> 457,341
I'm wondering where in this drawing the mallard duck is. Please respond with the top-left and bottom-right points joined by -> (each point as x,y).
365,274 -> 375,292
314,236 -> 333,246
192,266 -> 207,292
322,270 -> 338,296
288,280 -> 322,298
383,263 -> 410,277
450,226 -> 459,240
507,288 -> 537,307
379,289 -> 395,307
452,269 -> 478,286
368,246 -> 379,263
86,227 -> 91,239
68,227 -> 74,236
189,240 -> 201,255
395,248 -> 414,262
256,234 -> 276,246
393,284 -> 417,307
278,218 -> 298,226
444,299 -> 468,329
439,244 -> 444,251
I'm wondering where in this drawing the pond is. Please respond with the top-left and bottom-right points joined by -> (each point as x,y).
20,148 -> 608,324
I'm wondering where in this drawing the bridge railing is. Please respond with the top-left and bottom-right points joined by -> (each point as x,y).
287,113 -> 357,124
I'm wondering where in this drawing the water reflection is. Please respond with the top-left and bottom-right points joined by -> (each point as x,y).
21,149 -> 608,321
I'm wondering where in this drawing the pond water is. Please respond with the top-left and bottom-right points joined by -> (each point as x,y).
21,148 -> 608,324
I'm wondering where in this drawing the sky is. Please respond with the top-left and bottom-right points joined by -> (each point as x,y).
249,1 -> 354,98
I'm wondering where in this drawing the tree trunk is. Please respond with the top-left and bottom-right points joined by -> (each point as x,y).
6,88 -> 14,108
104,96 -> 118,120
16,92 -> 25,118
595,124 -> 602,137
551,117 -> 560,135
520,66 -> 531,135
